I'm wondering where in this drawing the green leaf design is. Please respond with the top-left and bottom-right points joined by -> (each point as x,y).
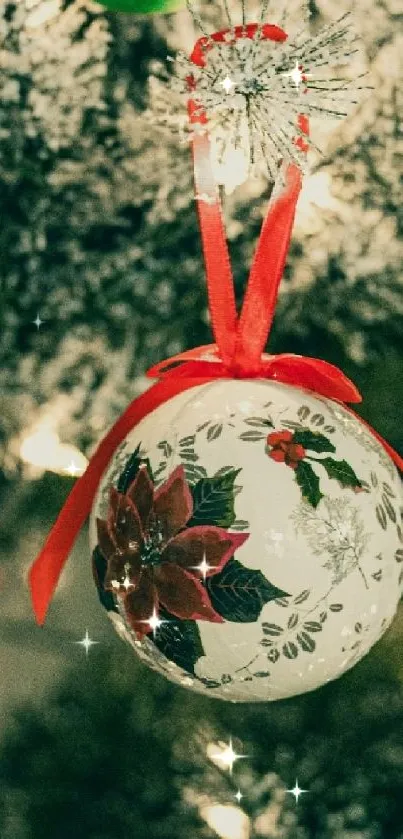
292,429 -> 336,452
293,589 -> 311,604
267,648 -> 280,663
319,457 -> 362,489
282,642 -> 298,659
295,461 -> 324,508
382,494 -> 397,523
297,632 -> 316,653
150,607 -> 204,676
287,613 -> 299,629
179,435 -> 196,446
117,444 -> 154,492
187,470 -> 241,528
182,463 -> 208,483
92,547 -> 118,614
376,505 -> 388,530
239,430 -> 266,441
262,622 -> 283,636
244,417 -> 273,427
231,520 -> 250,531
157,440 -> 172,458
207,423 -> 223,441
303,621 -> 322,632
196,421 -> 210,432
214,465 -> 237,478
206,559 -> 290,623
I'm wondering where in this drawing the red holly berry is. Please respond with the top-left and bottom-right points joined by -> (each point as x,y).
267,430 -> 306,470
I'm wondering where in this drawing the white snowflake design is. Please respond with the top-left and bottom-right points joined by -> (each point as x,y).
291,497 -> 372,589
149,0 -> 370,186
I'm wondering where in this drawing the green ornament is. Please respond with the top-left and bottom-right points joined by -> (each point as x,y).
95,0 -> 183,12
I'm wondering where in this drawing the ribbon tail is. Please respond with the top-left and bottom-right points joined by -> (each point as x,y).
29,377 -> 212,625
234,163 -> 303,370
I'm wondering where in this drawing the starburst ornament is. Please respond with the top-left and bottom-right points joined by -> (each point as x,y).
151,1 -> 370,191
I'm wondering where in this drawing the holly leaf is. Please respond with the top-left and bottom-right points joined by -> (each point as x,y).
92,547 -> 118,614
187,470 -> 241,528
206,558 -> 290,622
320,457 -> 362,489
150,608 -> 204,676
295,461 -> 323,507
117,444 -> 154,492
292,430 -> 335,453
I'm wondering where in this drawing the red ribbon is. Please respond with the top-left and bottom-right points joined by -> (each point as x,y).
29,25 -> 402,627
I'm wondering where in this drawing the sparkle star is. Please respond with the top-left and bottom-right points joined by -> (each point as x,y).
191,551 -> 213,581
287,779 -> 307,803
221,75 -> 234,93
32,313 -> 45,330
75,629 -> 99,657
139,607 -> 168,638
283,60 -> 312,89
212,739 -> 247,775
65,460 -> 81,477
234,789 -> 243,804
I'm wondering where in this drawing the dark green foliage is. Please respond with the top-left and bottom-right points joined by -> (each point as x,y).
0,657 -> 207,839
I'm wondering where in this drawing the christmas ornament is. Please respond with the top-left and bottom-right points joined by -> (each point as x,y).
89,379 -> 402,701
94,0 -> 183,14
29,7 -> 402,703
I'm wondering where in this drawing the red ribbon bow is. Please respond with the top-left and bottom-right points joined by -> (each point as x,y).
29,24 -> 402,627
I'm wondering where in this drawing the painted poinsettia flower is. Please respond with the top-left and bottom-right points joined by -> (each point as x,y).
96,465 -> 248,638
267,430 -> 306,470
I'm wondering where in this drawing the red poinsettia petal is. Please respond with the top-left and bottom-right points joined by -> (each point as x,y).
269,448 -> 286,463
124,569 -> 158,637
154,564 -> 224,623
126,466 -> 154,531
267,430 -> 293,446
109,487 -> 144,551
104,551 -> 142,591
162,526 -> 249,577
96,517 -> 116,560
154,465 -> 193,540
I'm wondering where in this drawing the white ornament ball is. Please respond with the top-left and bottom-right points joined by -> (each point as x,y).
89,380 -> 402,702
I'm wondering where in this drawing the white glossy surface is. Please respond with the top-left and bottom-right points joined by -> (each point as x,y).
90,381 -> 402,702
